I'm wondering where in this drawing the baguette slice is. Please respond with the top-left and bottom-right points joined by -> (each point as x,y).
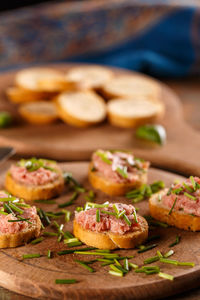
102,74 -> 161,101
73,217 -> 148,249
107,98 -> 164,128
19,101 -> 58,125
6,87 -> 57,104
149,189 -> 200,231
65,65 -> 113,89
5,165 -> 64,201
15,68 -> 65,92
0,215 -> 41,248
56,91 -> 107,127
88,163 -> 147,196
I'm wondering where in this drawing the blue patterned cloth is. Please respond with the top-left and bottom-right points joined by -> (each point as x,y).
0,0 -> 199,77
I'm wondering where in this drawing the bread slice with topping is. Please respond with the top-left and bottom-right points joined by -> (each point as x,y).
56,91 -> 107,127
5,158 -> 64,201
149,176 -> 200,231
89,150 -> 149,196
73,202 -> 148,249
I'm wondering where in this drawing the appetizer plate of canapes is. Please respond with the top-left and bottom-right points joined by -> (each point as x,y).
0,151 -> 199,299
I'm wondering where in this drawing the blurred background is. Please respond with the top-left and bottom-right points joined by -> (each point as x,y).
0,0 -> 199,77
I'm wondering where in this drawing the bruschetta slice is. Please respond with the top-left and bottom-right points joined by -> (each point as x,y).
89,150 -> 149,196
56,91 -> 107,127
149,176 -> 200,231
74,202 -> 148,249
107,98 -> 164,128
101,74 -> 161,101
5,158 -> 64,201
65,65 -> 113,90
0,190 -> 41,248
19,101 -> 58,125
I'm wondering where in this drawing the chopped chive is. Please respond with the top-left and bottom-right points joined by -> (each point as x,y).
95,249 -> 111,253
114,259 -> 121,266
31,237 -> 44,245
62,209 -> 71,222
157,251 -> 163,258
145,269 -> 159,275
8,217 -> 31,223
23,253 -> 41,259
34,199 -> 56,204
118,210 -> 125,218
190,176 -> 196,190
0,211 -> 8,215
113,204 -> 119,215
138,244 -> 157,253
40,209 -> 51,226
123,214 -> 131,226
47,250 -> 52,259
101,210 -> 116,216
97,258 -> 113,263
177,262 -> 195,267
164,250 -> 174,258
3,203 -> 14,214
128,262 -> 138,269
109,270 -> 123,277
135,268 -> 146,273
15,203 -> 30,208
115,265 -> 128,274
183,183 -> 193,193
171,187 -> 183,195
96,151 -> 112,165
168,197 -> 177,215
64,231 -> 74,239
43,231 -> 58,237
142,266 -> 160,272
159,258 -> 178,265
184,192 -> 196,201
133,210 -> 138,223
8,203 -> 24,214
57,247 -> 96,255
74,260 -> 94,272
63,172 -> 81,187
169,235 -> 181,247
58,192 -> 78,208
55,279 -> 77,284
96,209 -> 100,222
86,202 -> 109,209
124,258 -> 129,271
116,166 -> 128,179
110,264 -> 123,274
158,272 -> 174,281
144,256 -> 160,264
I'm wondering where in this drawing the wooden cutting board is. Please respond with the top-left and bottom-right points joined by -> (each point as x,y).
0,64 -> 200,177
0,161 -> 200,300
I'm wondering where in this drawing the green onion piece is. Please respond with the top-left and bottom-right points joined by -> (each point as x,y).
138,244 -> 157,253
34,199 -> 56,204
64,231 -> 74,239
159,258 -> 178,265
31,237 -> 44,245
177,262 -> 195,267
86,202 -> 109,209
9,203 -> 24,215
96,209 -> 100,222
169,235 -> 181,247
168,197 -> 177,215
144,256 -> 160,264
55,279 -> 77,284
184,192 -> 196,201
74,260 -> 94,272
123,214 -> 131,226
43,231 -> 58,237
113,204 -> 119,215
8,217 -> 31,223
57,247 -> 96,256
145,269 -> 160,275
183,183 -> 193,193
109,270 -> 123,277
157,251 -> 163,258
23,253 -> 41,259
114,259 -> 121,266
97,258 -> 113,263
3,203 -> 14,214
135,124 -> 166,145
74,251 -> 116,257
128,262 -> 138,269
0,211 -> 8,215
190,176 -> 196,191
101,210 -> 116,216
116,166 -> 128,179
58,191 -> 78,208
95,249 -> 111,253
47,250 -> 52,259
124,258 -> 129,271
40,209 -> 51,226
158,272 -> 174,281
118,210 -> 126,218
62,209 -> 71,222
15,203 -> 30,208
133,210 -> 138,223
96,151 -> 112,165
164,250 -> 174,258
110,264 -> 123,274
171,187 -> 183,195
142,266 -> 160,272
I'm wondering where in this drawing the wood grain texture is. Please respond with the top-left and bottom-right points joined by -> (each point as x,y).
0,161 -> 199,300
1,64 -> 200,177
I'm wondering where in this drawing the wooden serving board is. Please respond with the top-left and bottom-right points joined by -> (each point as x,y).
0,161 -> 199,300
0,63 -> 200,177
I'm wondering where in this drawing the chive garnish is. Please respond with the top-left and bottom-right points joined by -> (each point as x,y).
138,244 -> 157,253
124,258 -> 129,271
177,262 -> 195,267
183,183 -> 193,193
123,214 -> 131,226
96,151 -> 112,165
96,209 -> 100,222
184,192 -> 196,201
8,203 -> 24,215
58,191 -> 78,208
55,279 -> 77,284
128,262 -> 138,269
34,199 -> 56,204
171,188 -> 182,195
74,260 -> 95,272
109,270 -> 123,277
64,231 -> 74,239
43,231 -> 58,237
86,202 -> 109,209
116,166 -> 128,179
8,217 -> 31,223
57,247 -> 96,256
190,176 -> 196,190
113,204 -> 119,215
62,210 -> 71,222
101,210 -> 116,216
23,253 -> 41,259
159,258 -> 178,265
157,251 -> 163,258
169,235 -> 181,247
40,209 -> 51,226
4,203 -> 13,214
133,210 -> 138,223
158,272 -> 174,281
110,264 -> 123,275
0,210 -> 8,215
144,256 -> 159,264
164,250 -> 174,258
47,250 -> 52,259
31,237 -> 44,245
168,197 -> 177,215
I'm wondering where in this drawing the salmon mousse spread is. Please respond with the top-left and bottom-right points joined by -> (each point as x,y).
9,158 -> 59,186
75,202 -> 141,235
0,191 -> 38,234
92,150 -> 149,183
160,176 -> 200,216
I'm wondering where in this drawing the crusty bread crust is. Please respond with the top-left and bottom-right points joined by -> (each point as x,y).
0,215 -> 41,248
73,217 -> 148,249
149,189 -> 200,232
88,163 -> 147,196
5,167 -> 64,201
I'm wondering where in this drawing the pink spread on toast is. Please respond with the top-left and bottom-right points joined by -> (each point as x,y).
92,150 -> 149,183
162,177 -> 200,216
75,203 -> 140,235
10,164 -> 59,186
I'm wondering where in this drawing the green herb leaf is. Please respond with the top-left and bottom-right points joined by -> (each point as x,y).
168,197 -> 177,215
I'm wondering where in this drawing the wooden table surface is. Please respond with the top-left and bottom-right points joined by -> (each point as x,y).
1,78 -> 200,300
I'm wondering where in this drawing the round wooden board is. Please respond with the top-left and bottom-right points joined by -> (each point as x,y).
1,63 -> 200,177
0,161 -> 199,300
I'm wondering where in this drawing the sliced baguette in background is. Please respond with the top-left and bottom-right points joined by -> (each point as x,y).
56,91 -> 107,127
107,97 -> 164,128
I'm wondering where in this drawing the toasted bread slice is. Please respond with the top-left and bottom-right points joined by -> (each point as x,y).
56,91 -> 107,127
149,189 -> 200,231
6,87 -> 57,104
65,65 -> 113,90
15,68 -> 66,92
73,217 -> 148,249
5,165 -> 64,201
19,101 -> 58,125
102,74 -> 161,101
88,163 -> 147,196
0,215 -> 41,248
107,98 -> 164,128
